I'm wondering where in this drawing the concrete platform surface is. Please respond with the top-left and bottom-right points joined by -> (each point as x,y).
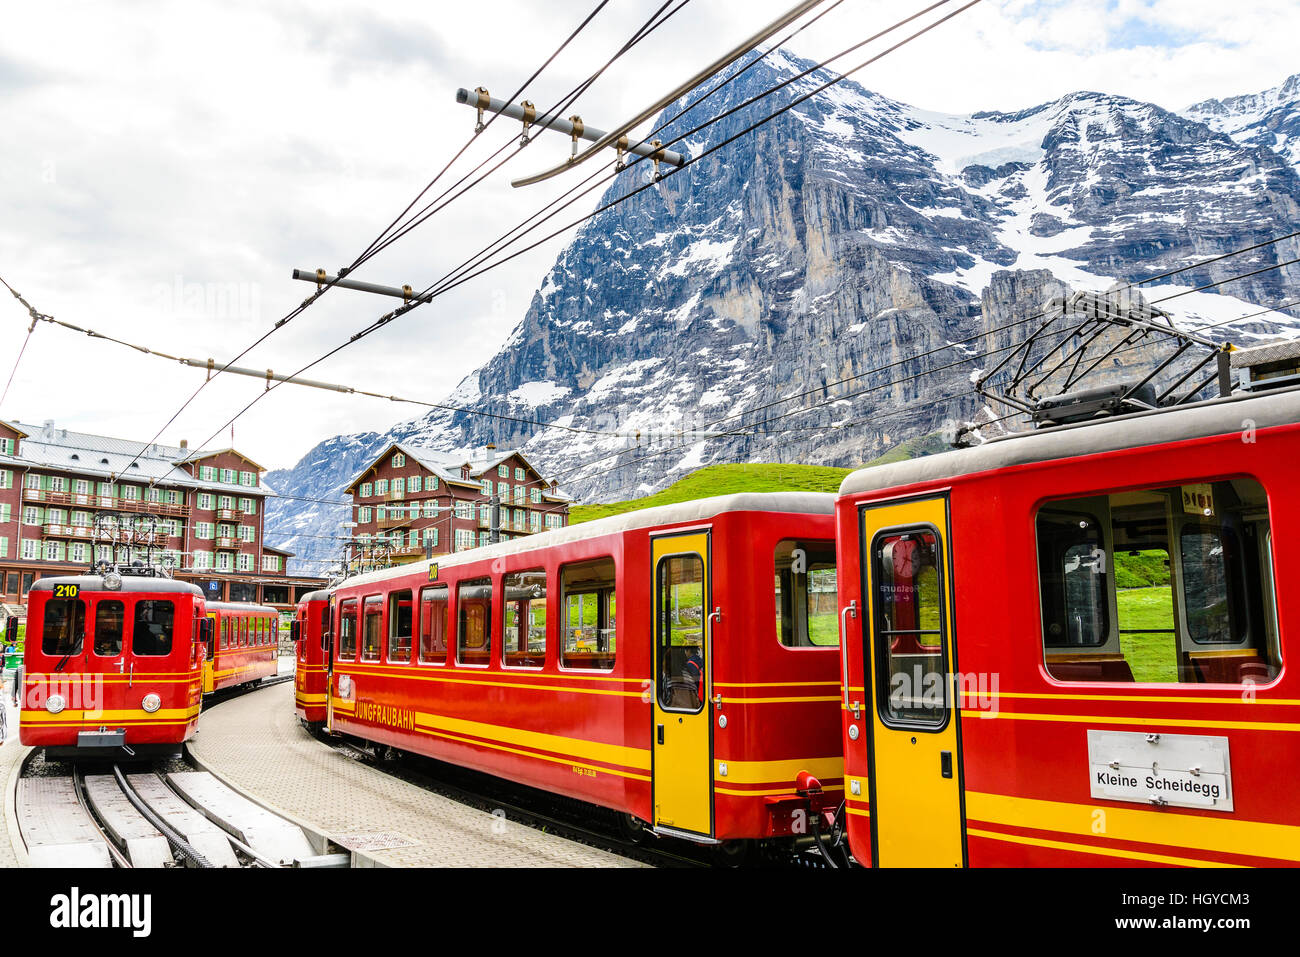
188,681 -> 642,867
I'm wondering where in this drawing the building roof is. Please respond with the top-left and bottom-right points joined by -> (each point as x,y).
175,448 -> 268,472
262,543 -> 296,557
342,441 -> 572,500
839,385 -> 1300,497
0,421 -> 277,497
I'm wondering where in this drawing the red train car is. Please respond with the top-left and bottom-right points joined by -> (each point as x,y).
322,493 -> 842,848
20,572 -> 207,758
835,387 -> 1300,866
201,601 -> 279,694
292,589 -> 330,726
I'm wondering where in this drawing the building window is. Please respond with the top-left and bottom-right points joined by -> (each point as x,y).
0,438 -> 12,455
240,497 -> 255,513
361,482 -> 372,498
22,506 -> 39,525
562,558 -> 616,670
216,552 -> 233,572
240,471 -> 256,486
454,529 -> 474,551
774,539 -> 839,648
218,495 -> 232,510
375,479 -> 388,495
497,481 -> 509,498
392,453 -> 405,468
220,468 -> 235,484
22,539 -> 38,561
530,512 -> 540,533
359,506 -> 372,524
198,493 -> 214,510
425,476 -> 438,491
515,467 -> 524,481
239,526 -> 255,542
514,486 -> 524,505
44,540 -> 64,562
480,479 -> 491,495
50,476 -> 67,493
263,555 -> 281,573
0,470 -> 11,490
498,464 -> 508,477
196,522 -> 213,539
478,531 -> 490,547
421,500 -> 435,519
530,487 -> 541,504
235,554 -> 251,572
392,478 -> 405,496
455,501 -> 472,520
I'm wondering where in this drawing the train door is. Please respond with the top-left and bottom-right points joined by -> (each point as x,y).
202,613 -> 218,694
85,593 -> 129,724
860,497 -> 965,867
651,532 -> 714,840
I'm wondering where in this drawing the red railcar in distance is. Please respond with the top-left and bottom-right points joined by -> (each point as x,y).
20,572 -> 207,758
201,601 -> 279,694
293,589 -> 330,727
322,493 -> 843,850
835,387 -> 1300,867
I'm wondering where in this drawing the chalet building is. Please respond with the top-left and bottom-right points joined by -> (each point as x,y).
0,419 -> 326,611
343,443 -> 572,567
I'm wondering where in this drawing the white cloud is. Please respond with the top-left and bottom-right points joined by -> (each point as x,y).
0,0 -> 1293,468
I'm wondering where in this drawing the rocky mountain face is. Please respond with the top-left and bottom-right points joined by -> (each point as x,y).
267,59 -> 1300,574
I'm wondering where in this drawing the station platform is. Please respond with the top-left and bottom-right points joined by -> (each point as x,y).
1,699 -> 33,867
188,681 -> 642,867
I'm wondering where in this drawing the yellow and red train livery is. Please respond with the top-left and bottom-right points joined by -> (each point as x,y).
319,493 -> 843,849
20,574 -> 207,758
292,589 -> 330,726
201,601 -> 279,694
835,386 -> 1300,867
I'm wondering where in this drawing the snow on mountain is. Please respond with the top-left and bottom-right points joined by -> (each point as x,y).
1186,73 -> 1300,176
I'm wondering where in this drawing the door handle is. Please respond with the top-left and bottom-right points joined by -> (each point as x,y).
941,750 -> 953,778
840,601 -> 858,707
657,724 -> 665,745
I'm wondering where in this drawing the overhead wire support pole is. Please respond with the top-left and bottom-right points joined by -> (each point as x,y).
455,88 -> 685,174
509,0 -> 827,186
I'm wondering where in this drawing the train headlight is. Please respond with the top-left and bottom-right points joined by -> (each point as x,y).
45,694 -> 66,714
141,693 -> 161,714
104,571 -> 123,591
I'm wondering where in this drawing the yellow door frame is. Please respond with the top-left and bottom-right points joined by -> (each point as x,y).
651,531 -> 715,841
860,496 -> 966,867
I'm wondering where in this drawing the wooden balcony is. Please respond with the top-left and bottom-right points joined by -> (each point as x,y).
216,507 -> 244,521
23,487 -> 190,518
215,536 -> 237,550
377,513 -> 414,530
42,523 -> 169,546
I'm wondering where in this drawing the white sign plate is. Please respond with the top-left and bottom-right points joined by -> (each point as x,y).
1087,730 -> 1233,812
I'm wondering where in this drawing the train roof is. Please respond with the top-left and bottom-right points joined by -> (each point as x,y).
206,601 -> 280,615
298,590 -> 331,603
28,575 -> 204,597
338,491 -> 836,592
840,386 -> 1300,498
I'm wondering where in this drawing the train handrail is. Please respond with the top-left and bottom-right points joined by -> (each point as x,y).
840,601 -> 858,708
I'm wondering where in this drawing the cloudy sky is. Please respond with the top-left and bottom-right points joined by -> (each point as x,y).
1,0 -> 1293,471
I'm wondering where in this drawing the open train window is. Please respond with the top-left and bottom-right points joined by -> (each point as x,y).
774,539 -> 838,647
419,585 -> 449,663
388,590 -> 413,664
133,600 -> 174,656
337,598 -> 358,660
362,596 -> 382,661
457,577 -> 493,666
561,558 -> 616,671
1036,479 -> 1279,684
42,598 -> 85,656
94,600 -> 124,656
504,570 -> 546,669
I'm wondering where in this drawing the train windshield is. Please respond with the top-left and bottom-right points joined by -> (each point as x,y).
42,598 -> 86,656
133,600 -> 175,656
94,601 -> 125,656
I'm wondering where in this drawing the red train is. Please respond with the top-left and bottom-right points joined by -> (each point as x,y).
835,386 -> 1299,866
307,493 -> 843,848
201,601 -> 280,694
299,385 -> 1300,865
20,573 -> 208,758
292,589 -> 329,726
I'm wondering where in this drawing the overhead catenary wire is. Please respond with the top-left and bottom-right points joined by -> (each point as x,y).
117,0 -> 617,491
182,0 -> 986,463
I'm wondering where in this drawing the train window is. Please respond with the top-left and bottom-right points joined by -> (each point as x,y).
220,617 -> 229,649
1037,479 -> 1279,684
362,596 -> 383,661
457,577 -> 493,666
561,559 -> 616,670
419,585 -> 449,663
872,528 -> 948,728
338,599 -> 358,660
133,600 -> 174,656
42,598 -> 86,656
774,539 -> 839,647
503,570 -> 546,668
93,600 -> 125,656
388,590 -> 413,664
657,555 -> 704,711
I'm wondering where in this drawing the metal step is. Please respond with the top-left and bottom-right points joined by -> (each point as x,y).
83,775 -> 173,868
125,773 -> 240,867
18,778 -> 112,868
166,771 -> 315,865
